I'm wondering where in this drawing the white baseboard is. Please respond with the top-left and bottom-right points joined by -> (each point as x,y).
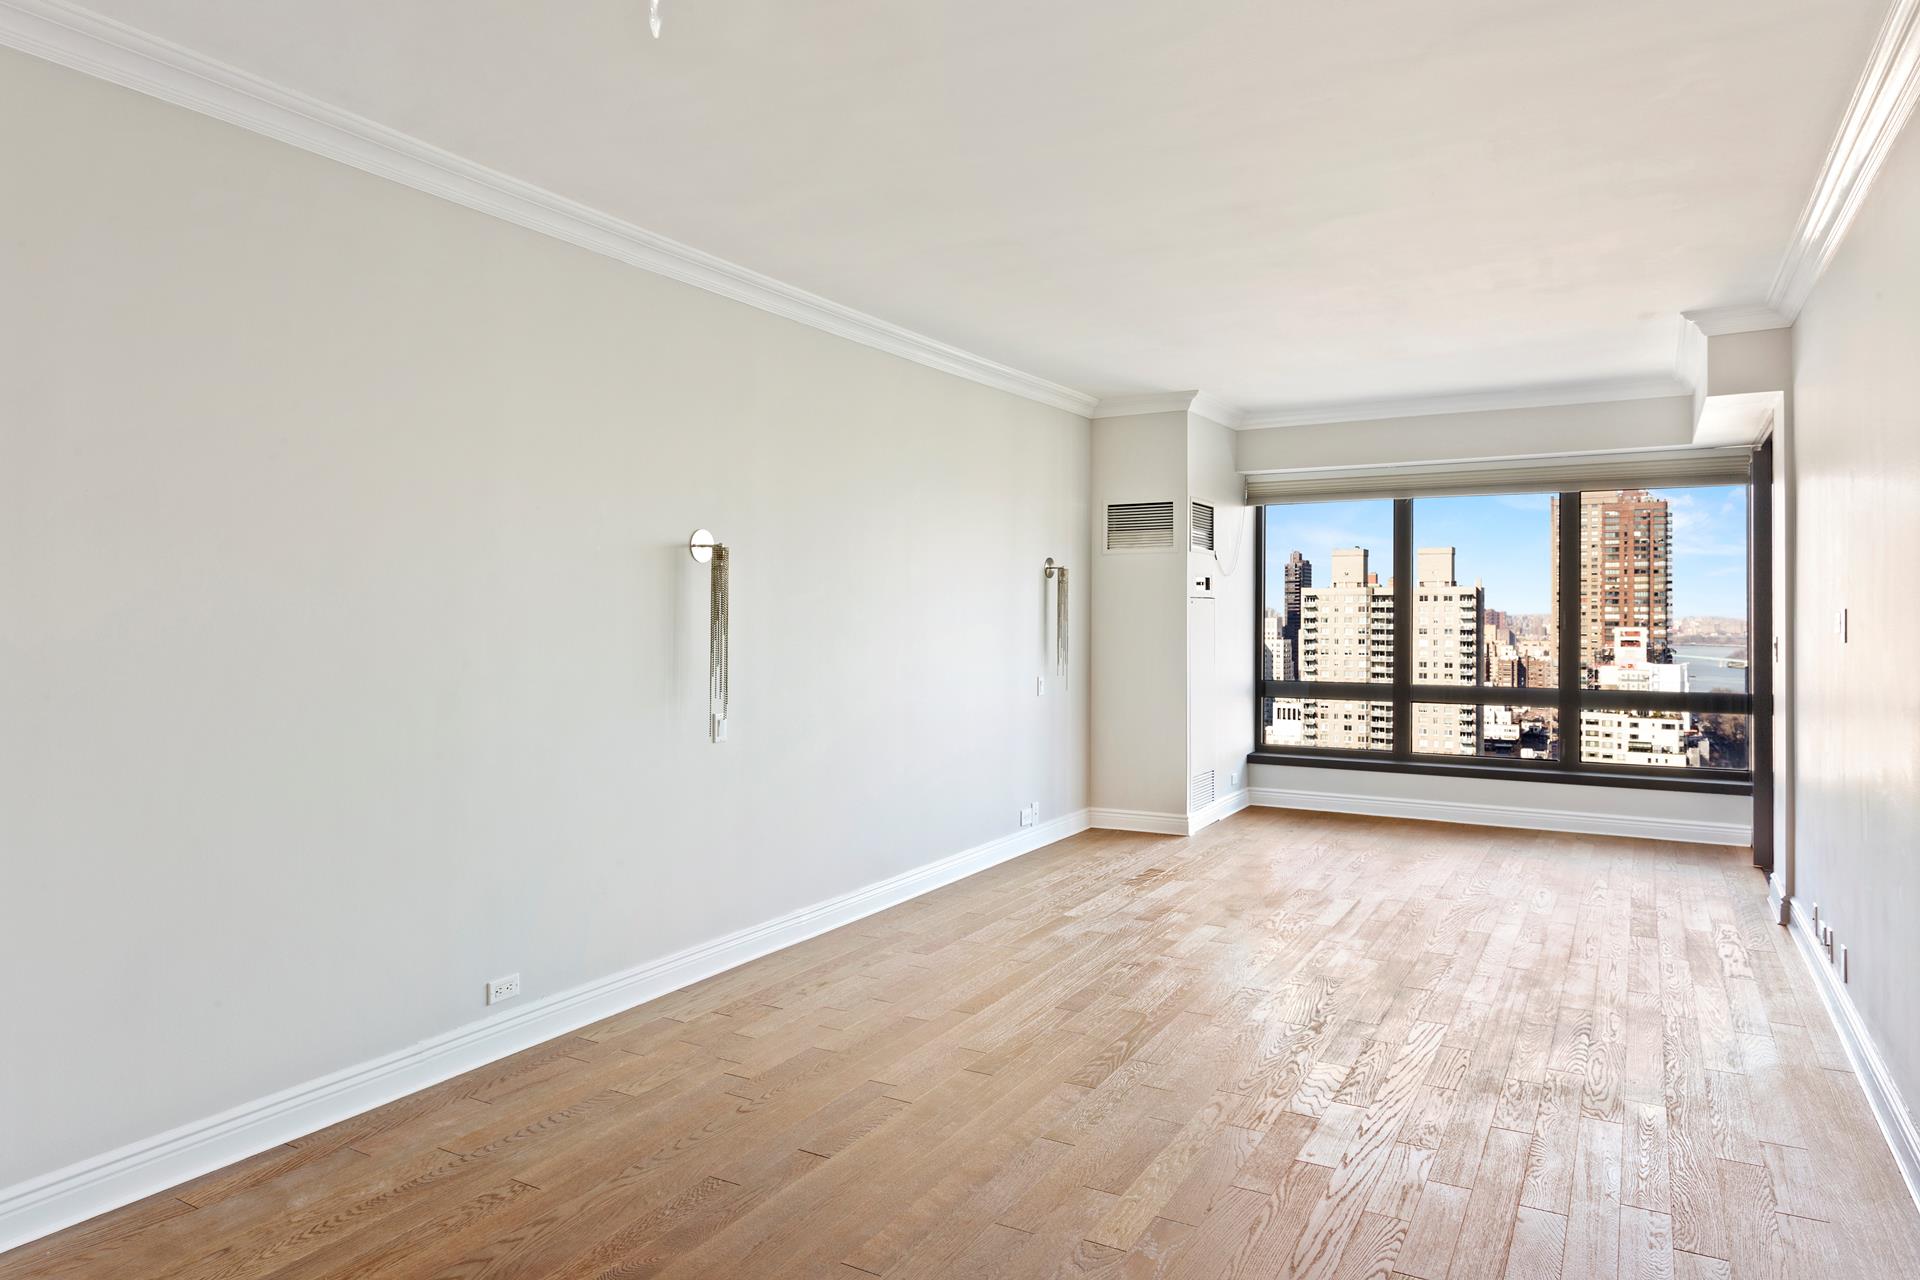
1187,788 -> 1249,834
1088,808 -> 1188,836
1086,792 -> 1250,838
1786,897 -> 1920,1217
1246,786 -> 1750,847
0,808 -> 1091,1254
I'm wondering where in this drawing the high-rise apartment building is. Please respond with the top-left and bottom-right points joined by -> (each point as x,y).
1488,643 -> 1526,688
1292,546 -> 1480,752
1260,609 -> 1287,743
1521,640 -> 1557,690
1268,697 -> 1305,747
1581,626 -> 1693,766
1549,489 -> 1673,679
1410,547 -> 1481,756
1298,547 -> 1393,749
1484,703 -> 1521,749
1280,550 -> 1311,680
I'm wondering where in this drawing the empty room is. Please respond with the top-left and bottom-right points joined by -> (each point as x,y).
5,1 -> 1920,1277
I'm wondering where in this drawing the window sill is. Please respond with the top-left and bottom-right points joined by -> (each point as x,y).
1245,751 -> 1754,796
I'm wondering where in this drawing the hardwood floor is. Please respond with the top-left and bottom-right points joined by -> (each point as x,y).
7,811 -> 1919,1279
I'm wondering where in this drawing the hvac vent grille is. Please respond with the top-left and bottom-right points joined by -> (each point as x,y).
1189,769 -> 1217,811
1105,501 -> 1177,552
1190,501 -> 1215,551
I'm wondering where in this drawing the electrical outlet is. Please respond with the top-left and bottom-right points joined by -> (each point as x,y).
1230,769 -> 1241,789
1036,676 -> 1046,696
1019,802 -> 1039,828
486,973 -> 522,1006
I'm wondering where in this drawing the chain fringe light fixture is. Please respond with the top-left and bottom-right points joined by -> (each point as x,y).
650,0 -> 663,38
690,530 -> 728,742
1045,558 -> 1068,688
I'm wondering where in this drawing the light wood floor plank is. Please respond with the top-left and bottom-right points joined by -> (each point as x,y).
5,813 -> 1916,1279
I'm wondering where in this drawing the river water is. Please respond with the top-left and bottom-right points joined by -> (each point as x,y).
1672,644 -> 1748,693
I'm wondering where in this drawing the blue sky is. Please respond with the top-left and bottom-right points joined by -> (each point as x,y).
1265,486 -> 1747,619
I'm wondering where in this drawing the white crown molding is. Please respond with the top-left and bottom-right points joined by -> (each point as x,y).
0,807 -> 1092,1253
0,0 -> 1098,418
1090,391 -> 1249,428
1676,305 -> 1793,432
1221,0 -> 1920,432
1235,373 -> 1689,432
10,0 -> 1910,439
1769,0 -> 1920,320
1188,392 -> 1247,430
1787,897 -> 1920,1216
1246,786 -> 1751,847
1673,312 -> 1710,404
1091,391 -> 1200,419
1693,389 -> 1782,448
1681,303 -> 1792,336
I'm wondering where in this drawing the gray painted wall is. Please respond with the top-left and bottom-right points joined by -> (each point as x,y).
1089,412 -> 1188,816
1790,108 -> 1920,1119
1189,414 -> 1256,807
0,50 -> 1090,1188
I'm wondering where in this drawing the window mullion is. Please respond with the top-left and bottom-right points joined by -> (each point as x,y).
1557,490 -> 1583,771
1393,498 -> 1413,760
1253,504 -> 1267,761
1750,440 -> 1774,871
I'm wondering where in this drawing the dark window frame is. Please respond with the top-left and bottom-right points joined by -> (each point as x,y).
1248,455 -> 1767,802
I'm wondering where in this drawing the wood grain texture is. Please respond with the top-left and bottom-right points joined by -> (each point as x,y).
5,811 -> 1917,1279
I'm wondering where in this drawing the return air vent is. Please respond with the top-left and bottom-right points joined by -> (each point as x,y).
1105,500 -> 1177,552
1189,769 -> 1217,811
1190,501 -> 1215,552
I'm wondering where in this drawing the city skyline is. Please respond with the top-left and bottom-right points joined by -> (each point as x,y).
1263,487 -> 1748,621
1261,485 -> 1750,767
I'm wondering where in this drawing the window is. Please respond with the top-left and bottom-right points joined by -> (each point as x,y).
1254,470 -> 1760,793
1569,485 -> 1750,770
1258,500 -> 1394,751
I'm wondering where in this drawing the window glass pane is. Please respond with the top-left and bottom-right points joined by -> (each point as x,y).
1413,703 -> 1561,761
1485,705 -> 1561,761
1579,710 -> 1749,770
1260,697 -> 1301,749
1410,701 -> 1477,756
1569,486 -> 1748,694
1263,697 -> 1392,751
1696,713 -> 1752,770
1412,493 -> 1557,690
1262,500 -> 1395,686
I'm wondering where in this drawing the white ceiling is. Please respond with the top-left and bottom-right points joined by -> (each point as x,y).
70,0 -> 1887,414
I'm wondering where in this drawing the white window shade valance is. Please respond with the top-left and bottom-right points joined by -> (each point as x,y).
1243,445 -> 1754,504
